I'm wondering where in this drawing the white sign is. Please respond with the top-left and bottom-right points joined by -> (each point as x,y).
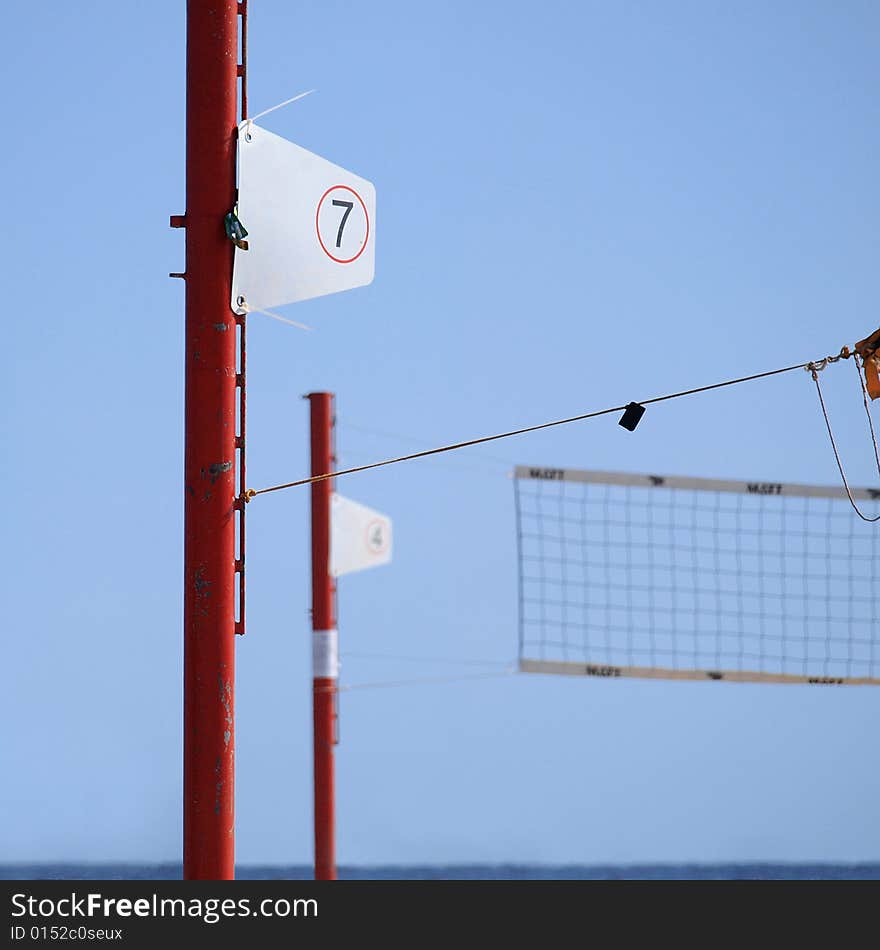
231,122 -> 376,314
330,494 -> 392,578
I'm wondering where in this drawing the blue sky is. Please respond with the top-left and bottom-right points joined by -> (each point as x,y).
2,0 -> 879,866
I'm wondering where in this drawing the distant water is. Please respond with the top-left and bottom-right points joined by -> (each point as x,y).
2,864 -> 878,880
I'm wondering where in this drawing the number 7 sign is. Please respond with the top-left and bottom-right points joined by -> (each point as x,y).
316,187 -> 370,264
231,122 -> 376,313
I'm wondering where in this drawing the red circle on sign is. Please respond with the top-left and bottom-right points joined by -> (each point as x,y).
315,185 -> 370,264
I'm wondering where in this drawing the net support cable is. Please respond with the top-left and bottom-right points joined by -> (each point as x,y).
243,338 -> 879,512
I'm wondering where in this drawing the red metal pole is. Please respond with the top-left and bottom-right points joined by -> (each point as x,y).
181,0 -> 239,880
308,392 -> 338,880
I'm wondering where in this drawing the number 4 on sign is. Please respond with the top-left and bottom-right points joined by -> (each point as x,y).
331,495 -> 392,577
231,122 -> 376,314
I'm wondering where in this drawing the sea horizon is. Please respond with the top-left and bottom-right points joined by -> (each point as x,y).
3,862 -> 878,881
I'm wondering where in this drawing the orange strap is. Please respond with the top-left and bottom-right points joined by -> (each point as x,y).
855,326 -> 880,400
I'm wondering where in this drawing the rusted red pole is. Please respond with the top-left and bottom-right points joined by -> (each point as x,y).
181,0 -> 239,880
308,392 -> 338,880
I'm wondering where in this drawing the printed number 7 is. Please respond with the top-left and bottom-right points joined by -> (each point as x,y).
332,199 -> 354,248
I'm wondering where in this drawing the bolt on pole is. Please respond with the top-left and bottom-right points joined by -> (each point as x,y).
309,392 -> 338,880
180,0 -> 239,880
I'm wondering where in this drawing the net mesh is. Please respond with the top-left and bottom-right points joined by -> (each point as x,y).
514,469 -> 880,684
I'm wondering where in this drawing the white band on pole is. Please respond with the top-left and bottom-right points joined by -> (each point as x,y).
313,629 -> 339,680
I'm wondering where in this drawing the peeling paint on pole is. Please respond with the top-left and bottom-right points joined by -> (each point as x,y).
180,0 -> 238,881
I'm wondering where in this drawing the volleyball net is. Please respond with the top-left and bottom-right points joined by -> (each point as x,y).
514,466 -> 880,685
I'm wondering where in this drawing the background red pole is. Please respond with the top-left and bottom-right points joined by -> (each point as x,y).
181,0 -> 239,880
308,392 -> 338,880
